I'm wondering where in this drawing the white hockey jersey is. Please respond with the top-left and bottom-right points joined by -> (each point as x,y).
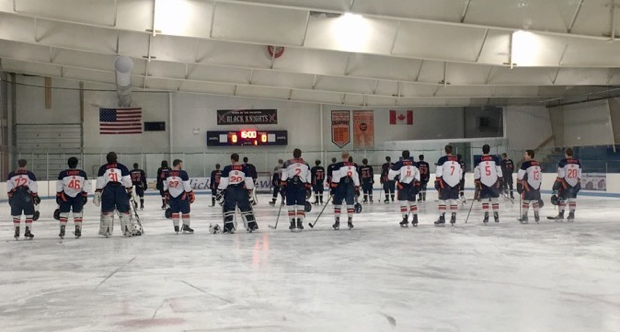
474,155 -> 503,187
164,169 -> 192,198
557,158 -> 582,187
280,158 -> 311,184
56,169 -> 90,197
388,158 -> 420,184
436,155 -> 462,188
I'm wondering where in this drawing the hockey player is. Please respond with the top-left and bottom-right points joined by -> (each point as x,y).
434,145 -> 463,226
457,154 -> 466,203
330,152 -> 360,230
416,155 -> 430,202
500,153 -> 515,199
164,159 -> 195,234
56,157 -> 90,239
473,145 -> 503,224
280,149 -> 311,231
269,160 -> 284,206
359,158 -> 374,204
381,156 -> 395,203
310,160 -> 325,205
243,157 -> 258,205
7,159 -> 39,239
94,152 -> 135,237
130,163 -> 147,210
217,153 -> 258,233
389,150 -> 420,227
210,164 -> 222,207
156,160 -> 170,209
549,148 -> 581,221
326,157 -> 338,185
517,149 -> 542,223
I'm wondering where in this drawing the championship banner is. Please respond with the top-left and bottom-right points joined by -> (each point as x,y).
352,110 -> 374,148
217,109 -> 277,125
331,110 -> 351,148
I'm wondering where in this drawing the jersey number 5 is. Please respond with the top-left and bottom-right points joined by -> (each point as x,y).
485,165 -> 491,176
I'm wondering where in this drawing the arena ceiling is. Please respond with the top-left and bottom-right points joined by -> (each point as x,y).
1,0 -> 620,106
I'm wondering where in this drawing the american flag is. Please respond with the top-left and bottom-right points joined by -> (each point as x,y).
99,107 -> 142,134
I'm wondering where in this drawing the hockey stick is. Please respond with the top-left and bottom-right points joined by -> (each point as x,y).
268,200 -> 284,229
308,195 -> 332,228
464,197 -> 476,224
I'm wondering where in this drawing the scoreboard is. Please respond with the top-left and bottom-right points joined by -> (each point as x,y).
207,130 -> 288,146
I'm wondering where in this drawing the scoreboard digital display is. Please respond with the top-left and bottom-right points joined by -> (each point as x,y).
207,130 -> 288,146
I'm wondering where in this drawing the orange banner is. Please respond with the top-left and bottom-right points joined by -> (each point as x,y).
353,110 -> 374,148
331,110 -> 350,148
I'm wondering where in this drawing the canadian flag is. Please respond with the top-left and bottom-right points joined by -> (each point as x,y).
389,110 -> 413,125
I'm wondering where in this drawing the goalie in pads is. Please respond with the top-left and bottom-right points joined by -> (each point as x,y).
94,152 -> 136,237
216,153 -> 258,234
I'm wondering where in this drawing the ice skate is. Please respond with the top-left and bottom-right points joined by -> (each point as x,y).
289,221 -> 296,231
74,225 -> 82,239
567,212 -> 575,222
347,218 -> 354,229
534,212 -> 540,223
174,225 -> 180,234
248,222 -> 259,232
412,214 -> 418,227
494,212 -> 499,223
399,217 -> 409,227
182,224 -> 194,234
14,227 -> 19,240
296,219 -> 304,231
518,215 -> 529,224
450,213 -> 456,225
24,227 -> 34,239
59,225 -> 65,239
434,215 -> 446,227
332,218 -> 340,230
483,213 -> 489,224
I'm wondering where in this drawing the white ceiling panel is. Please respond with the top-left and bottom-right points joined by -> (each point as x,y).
366,95 -> 397,106
554,68 -> 612,85
195,40 -> 272,69
62,67 -> 116,84
148,61 -> 187,79
52,49 -> 129,73
251,70 -> 314,90
154,0 -> 213,38
393,21 -> 487,62
493,86 -> 541,97
465,0 -> 576,32
446,63 -> 492,85
272,48 -> 349,77
180,80 -> 235,95
416,61 -> 446,84
14,0 -> 117,26
0,13 -> 35,43
374,80 -> 399,96
234,0 -> 350,12
0,40 -> 49,63
117,31 -> 150,58
145,77 -> 181,90
212,2 -> 307,45
488,67 -> 555,85
36,20 -> 117,54
116,0 -> 153,32
304,14 -> 398,54
399,83 -> 438,97
236,85 -> 290,100
352,0 -> 465,22
562,38 -> 620,67
346,55 -> 422,81
292,89 -> 344,104
187,64 -> 252,84
150,35 -> 198,63
2,58 -> 62,76
343,94 -> 365,106
313,76 -> 376,94
474,30 -> 510,65
0,0 -> 12,11
569,0 -> 616,36
435,86 -> 495,97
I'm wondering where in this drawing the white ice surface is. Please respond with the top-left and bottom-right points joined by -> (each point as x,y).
1,193 -> 619,332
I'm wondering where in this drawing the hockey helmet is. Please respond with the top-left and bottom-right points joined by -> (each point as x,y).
304,201 -> 312,213
53,209 -> 61,221
33,210 -> 40,221
550,194 -> 559,206
209,223 -> 221,234
354,202 -> 363,214
538,198 -> 545,209
165,208 -> 172,219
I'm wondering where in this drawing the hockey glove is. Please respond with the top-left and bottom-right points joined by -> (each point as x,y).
516,181 -> 524,194
188,191 -> 196,204
93,191 -> 102,207
126,188 -> 133,199
248,190 -> 256,206
216,190 -> 225,206
434,178 -> 442,191
355,186 -> 361,197
164,191 -> 171,205
305,184 -> 312,199
81,192 -> 88,204
32,194 -> 41,205
552,179 -> 562,191
574,182 -> 581,194
56,192 -> 63,205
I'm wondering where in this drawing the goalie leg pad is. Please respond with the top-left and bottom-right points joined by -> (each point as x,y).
119,212 -> 133,237
99,213 -> 114,237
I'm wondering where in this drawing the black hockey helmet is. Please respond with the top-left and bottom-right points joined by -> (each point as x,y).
165,208 -> 172,219
33,210 -> 40,221
538,198 -> 545,209
304,201 -> 312,213
354,203 -> 363,214
53,209 -> 61,221
550,195 -> 559,206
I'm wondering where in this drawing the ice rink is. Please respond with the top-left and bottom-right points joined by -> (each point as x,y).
1,192 -> 619,332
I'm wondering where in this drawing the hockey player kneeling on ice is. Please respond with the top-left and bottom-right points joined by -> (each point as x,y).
517,149 -> 542,224
7,159 -> 40,240
330,152 -> 360,230
217,153 -> 258,234
434,145 -> 462,226
549,148 -> 581,222
389,150 -> 420,227
165,159 -> 195,234
56,157 -> 90,239
280,148 -> 312,231
94,152 -> 136,237
473,145 -> 503,224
